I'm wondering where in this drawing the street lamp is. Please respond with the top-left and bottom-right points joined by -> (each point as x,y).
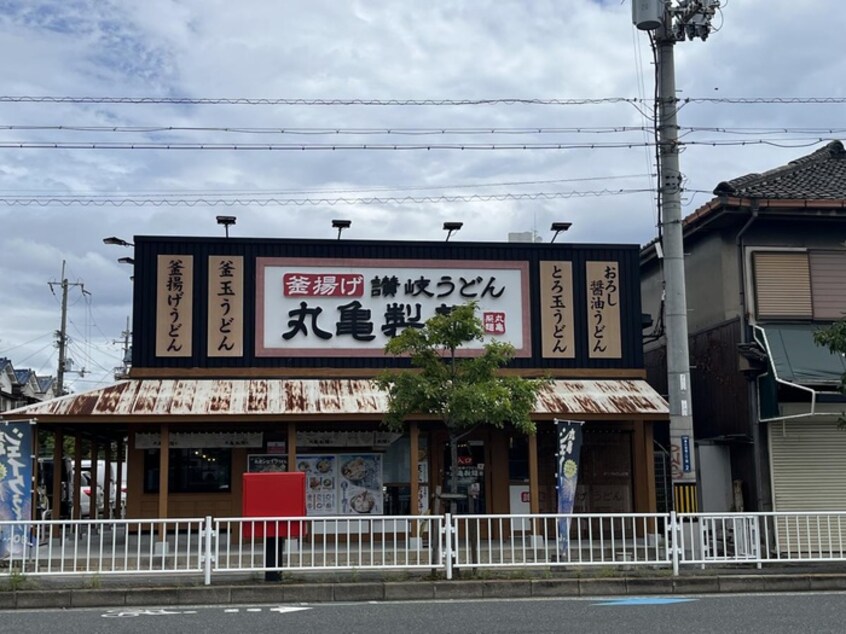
216,215 -> 236,238
117,257 -> 135,265
443,222 -> 463,242
332,219 -> 351,239
103,236 -> 135,247
550,222 -> 572,243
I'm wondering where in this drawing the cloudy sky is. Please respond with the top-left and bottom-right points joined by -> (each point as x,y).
0,0 -> 843,393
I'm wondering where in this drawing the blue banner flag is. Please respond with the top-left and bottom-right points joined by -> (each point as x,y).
556,419 -> 584,555
0,422 -> 34,558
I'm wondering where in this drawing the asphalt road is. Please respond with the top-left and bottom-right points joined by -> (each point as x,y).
3,592 -> 846,633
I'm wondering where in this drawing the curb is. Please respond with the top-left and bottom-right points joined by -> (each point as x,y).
3,574 -> 846,609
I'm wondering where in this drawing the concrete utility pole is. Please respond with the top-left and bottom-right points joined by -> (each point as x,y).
49,260 -> 88,396
633,0 -> 720,513
113,316 -> 132,381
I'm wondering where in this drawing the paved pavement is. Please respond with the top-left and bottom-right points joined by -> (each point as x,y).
4,565 -> 846,609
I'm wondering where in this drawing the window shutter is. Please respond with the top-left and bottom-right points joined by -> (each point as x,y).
753,252 -> 812,319
810,251 -> 846,320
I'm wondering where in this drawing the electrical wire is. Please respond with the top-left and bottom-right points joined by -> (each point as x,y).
0,188 -> 657,207
0,139 -> 832,151
0,96 -> 644,106
0,124 -> 653,135
0,174 -> 655,196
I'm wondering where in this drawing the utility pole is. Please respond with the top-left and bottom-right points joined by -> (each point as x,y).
633,0 -> 720,513
113,316 -> 132,381
49,260 -> 88,396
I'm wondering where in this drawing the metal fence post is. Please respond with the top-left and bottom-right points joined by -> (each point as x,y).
203,516 -> 214,586
443,513 -> 453,580
670,511 -> 679,577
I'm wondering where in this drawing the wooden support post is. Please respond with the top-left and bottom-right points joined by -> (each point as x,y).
409,422 -> 420,537
103,441 -> 113,520
632,421 -> 657,535
72,435 -> 82,520
52,430 -> 63,529
287,422 -> 297,472
32,427 -> 40,521
90,439 -> 99,520
158,424 -> 169,543
115,440 -> 124,519
528,431 -> 541,537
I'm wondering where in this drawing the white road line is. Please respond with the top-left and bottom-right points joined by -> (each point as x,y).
224,609 -> 239,613
246,608 -> 262,612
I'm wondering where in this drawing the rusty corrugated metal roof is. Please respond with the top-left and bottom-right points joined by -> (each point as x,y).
0,378 -> 667,420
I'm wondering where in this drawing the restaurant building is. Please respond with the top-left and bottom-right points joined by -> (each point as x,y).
5,235 -> 668,528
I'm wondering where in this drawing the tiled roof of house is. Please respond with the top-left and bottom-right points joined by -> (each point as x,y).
13,369 -> 32,385
36,376 -> 54,394
713,140 -> 846,199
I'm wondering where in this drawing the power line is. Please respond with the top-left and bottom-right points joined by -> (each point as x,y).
4,124 -> 843,137
3,95 -> 846,106
0,174 -> 653,197
0,96 -> 643,106
0,124 -> 652,135
0,140 -> 662,150
0,188 -> 656,207
0,139 -> 833,151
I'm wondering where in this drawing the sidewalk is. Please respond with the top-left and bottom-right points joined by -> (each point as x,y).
3,565 -> 846,610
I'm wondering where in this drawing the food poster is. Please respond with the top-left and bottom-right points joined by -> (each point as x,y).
247,454 -> 288,473
339,454 -> 383,515
296,455 -> 338,515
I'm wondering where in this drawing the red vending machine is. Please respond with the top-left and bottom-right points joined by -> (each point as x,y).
242,472 -> 306,581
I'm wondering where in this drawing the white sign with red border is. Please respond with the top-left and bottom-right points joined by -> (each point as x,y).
256,258 -> 531,357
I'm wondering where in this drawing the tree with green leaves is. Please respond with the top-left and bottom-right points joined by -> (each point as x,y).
815,320 -> 846,422
376,302 -> 549,512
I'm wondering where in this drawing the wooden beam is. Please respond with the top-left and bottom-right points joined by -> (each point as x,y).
115,440 -> 124,519
409,422 -> 419,534
129,366 -> 648,380
287,422 -> 297,472
528,431 -> 540,514
32,428 -> 40,521
103,441 -> 113,520
72,435 -> 82,520
51,430 -> 63,528
90,439 -> 99,520
157,424 -> 169,542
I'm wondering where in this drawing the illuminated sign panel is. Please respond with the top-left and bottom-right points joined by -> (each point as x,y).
257,258 -> 531,357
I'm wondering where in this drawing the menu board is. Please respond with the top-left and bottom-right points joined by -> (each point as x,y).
338,454 -> 383,516
296,455 -> 338,515
247,454 -> 288,473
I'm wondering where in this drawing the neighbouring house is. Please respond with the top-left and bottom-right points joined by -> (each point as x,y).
0,357 -> 56,412
641,140 -> 846,525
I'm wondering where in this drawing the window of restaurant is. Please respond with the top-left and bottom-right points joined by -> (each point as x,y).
143,448 -> 232,493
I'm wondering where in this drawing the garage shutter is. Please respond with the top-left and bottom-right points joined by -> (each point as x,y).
753,252 -> 812,319
769,420 -> 846,554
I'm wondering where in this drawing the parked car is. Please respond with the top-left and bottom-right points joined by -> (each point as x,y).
37,457 -> 127,519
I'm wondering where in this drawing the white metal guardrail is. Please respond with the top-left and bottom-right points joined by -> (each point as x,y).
211,515 -> 443,580
0,518 -> 205,577
4,511 -> 846,583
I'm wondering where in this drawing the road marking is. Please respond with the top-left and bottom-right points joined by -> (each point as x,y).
594,597 -> 697,606
102,608 -> 188,618
225,609 -> 239,613
269,606 -> 312,614
247,608 -> 262,612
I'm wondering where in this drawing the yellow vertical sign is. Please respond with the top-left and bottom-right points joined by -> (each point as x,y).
208,255 -> 244,357
155,255 -> 193,357
540,261 -> 575,358
586,261 -> 622,359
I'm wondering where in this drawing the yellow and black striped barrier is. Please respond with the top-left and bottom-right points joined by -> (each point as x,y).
673,483 -> 699,513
